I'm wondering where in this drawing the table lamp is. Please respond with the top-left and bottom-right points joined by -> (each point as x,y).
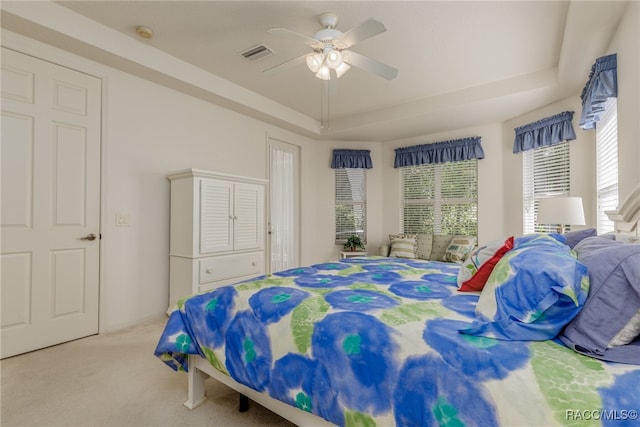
537,197 -> 585,233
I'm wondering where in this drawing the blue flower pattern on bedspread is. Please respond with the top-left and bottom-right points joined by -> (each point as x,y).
324,289 -> 399,311
423,318 -> 530,381
248,287 -> 309,323
184,286 -> 237,349
225,310 -> 272,391
394,354 -> 500,427
441,294 -> 480,318
312,312 -> 398,420
155,254 -> 640,426
389,281 -> 451,300
599,371 -> 640,427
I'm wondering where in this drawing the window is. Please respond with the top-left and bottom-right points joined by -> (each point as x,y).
595,98 -> 618,234
400,160 -> 478,236
335,168 -> 366,243
523,142 -> 570,233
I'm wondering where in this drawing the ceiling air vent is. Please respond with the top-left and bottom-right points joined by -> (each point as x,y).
239,43 -> 275,62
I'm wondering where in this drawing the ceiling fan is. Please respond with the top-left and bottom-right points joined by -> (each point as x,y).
263,13 -> 398,81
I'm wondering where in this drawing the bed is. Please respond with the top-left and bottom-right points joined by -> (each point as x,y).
155,188 -> 640,427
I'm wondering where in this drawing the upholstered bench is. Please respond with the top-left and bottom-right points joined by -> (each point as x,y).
379,233 -> 476,263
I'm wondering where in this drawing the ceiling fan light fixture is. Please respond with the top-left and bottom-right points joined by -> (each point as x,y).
315,65 -> 331,80
306,52 -> 324,73
334,62 -> 351,78
325,49 -> 343,69
315,62 -> 350,80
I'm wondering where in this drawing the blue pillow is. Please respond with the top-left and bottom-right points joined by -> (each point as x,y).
514,233 -> 565,249
460,236 -> 589,341
559,236 -> 640,364
563,228 -> 597,248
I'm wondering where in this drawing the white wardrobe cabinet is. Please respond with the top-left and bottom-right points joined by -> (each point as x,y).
167,169 -> 267,310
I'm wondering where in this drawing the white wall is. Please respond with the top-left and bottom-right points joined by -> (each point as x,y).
102,70 -> 291,330
103,72 -> 331,330
382,123 -> 505,246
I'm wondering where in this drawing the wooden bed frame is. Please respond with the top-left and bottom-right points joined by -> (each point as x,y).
183,184 -> 640,426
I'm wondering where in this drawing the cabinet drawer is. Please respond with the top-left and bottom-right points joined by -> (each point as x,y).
199,252 -> 264,284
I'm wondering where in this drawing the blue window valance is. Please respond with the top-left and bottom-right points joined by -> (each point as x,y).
580,53 -> 617,130
394,137 -> 484,168
331,149 -> 373,169
512,111 -> 576,154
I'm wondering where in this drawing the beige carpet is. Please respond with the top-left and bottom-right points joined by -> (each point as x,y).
1,317 -> 296,427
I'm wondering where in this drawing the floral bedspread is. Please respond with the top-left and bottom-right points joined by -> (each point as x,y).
155,257 -> 640,426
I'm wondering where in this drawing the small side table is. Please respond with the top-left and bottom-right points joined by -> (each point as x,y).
340,251 -> 368,259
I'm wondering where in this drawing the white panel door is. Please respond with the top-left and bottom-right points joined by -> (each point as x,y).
1,48 -> 101,358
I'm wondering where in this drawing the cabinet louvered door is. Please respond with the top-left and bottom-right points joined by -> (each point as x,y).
234,183 -> 264,251
200,180 -> 233,253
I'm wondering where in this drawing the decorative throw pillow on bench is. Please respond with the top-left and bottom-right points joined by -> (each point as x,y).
429,235 -> 454,261
386,233 -> 476,262
388,234 -> 418,259
441,236 -> 477,263
416,233 -> 433,260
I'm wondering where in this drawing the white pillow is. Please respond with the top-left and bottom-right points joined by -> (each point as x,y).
609,310 -> 640,347
389,234 -> 418,259
457,238 -> 507,285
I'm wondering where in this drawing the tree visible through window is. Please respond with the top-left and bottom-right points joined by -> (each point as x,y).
523,142 -> 570,234
335,168 -> 366,243
400,160 -> 478,236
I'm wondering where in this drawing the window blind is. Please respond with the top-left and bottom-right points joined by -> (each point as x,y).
523,142 -> 570,233
400,160 -> 478,236
335,168 -> 366,243
596,98 -> 618,234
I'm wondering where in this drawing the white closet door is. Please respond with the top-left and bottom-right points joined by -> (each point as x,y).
1,48 -> 101,358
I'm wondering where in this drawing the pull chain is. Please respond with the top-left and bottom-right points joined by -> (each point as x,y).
321,79 -> 331,131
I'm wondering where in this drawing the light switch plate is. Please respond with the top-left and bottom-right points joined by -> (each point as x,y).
116,213 -> 131,226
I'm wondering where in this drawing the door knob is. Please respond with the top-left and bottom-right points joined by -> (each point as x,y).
80,233 -> 97,241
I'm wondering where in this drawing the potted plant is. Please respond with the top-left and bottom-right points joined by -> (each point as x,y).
343,235 -> 365,252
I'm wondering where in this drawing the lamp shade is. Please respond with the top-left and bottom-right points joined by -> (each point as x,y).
306,53 -> 324,73
537,197 -> 586,226
325,49 -> 343,69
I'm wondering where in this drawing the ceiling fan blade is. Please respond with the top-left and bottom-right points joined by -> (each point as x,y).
267,28 -> 323,49
343,50 -> 398,80
262,54 -> 307,76
336,19 -> 387,49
